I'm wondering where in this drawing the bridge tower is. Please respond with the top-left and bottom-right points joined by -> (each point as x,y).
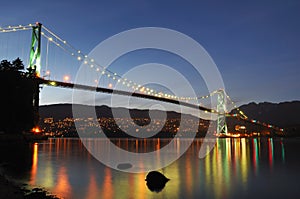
29,22 -> 42,77
216,89 -> 228,135
29,22 -> 42,128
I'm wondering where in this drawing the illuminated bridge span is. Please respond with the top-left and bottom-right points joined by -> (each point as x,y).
41,78 -> 217,113
0,22 -> 284,135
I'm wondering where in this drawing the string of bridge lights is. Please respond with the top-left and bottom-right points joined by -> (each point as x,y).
0,23 -> 223,102
225,93 -> 248,119
41,25 -> 219,102
0,23 -> 218,103
224,93 -> 284,132
0,24 -> 32,33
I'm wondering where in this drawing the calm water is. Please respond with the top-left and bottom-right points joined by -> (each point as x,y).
2,137 -> 300,199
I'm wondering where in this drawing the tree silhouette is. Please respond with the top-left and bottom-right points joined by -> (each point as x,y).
12,57 -> 24,71
0,58 -> 25,71
0,59 -> 12,71
0,58 -> 38,133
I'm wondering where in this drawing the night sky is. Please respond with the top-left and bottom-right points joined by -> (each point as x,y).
1,0 -> 299,107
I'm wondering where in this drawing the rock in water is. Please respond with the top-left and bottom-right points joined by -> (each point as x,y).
145,171 -> 169,192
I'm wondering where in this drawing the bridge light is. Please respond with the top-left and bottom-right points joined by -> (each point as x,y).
63,75 -> 70,82
77,56 -> 81,61
49,81 -> 56,86
108,83 -> 113,88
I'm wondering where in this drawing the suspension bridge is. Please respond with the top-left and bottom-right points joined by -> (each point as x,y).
0,22 -> 283,136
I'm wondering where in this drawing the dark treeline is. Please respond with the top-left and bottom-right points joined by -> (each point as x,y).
0,58 -> 39,133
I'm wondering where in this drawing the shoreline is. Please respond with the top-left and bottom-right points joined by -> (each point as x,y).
0,133 -> 57,199
0,173 -> 23,199
0,173 -> 60,199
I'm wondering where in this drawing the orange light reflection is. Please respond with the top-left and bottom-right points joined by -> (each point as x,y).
30,143 -> 38,184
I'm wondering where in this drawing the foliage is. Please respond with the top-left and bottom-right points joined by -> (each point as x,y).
0,58 -> 24,71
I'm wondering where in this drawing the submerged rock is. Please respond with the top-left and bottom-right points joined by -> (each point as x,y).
117,163 -> 133,170
145,171 -> 169,192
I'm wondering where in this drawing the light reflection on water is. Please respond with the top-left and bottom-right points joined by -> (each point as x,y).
25,137 -> 299,199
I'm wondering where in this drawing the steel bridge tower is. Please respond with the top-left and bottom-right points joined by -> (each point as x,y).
29,22 -> 42,77
29,22 -> 42,127
216,89 -> 228,135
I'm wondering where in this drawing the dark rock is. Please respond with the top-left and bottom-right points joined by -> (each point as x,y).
145,171 -> 169,192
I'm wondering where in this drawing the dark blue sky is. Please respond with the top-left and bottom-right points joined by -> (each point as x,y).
1,0 -> 299,105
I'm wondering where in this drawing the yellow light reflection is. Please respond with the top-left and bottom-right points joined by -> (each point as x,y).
240,138 -> 248,185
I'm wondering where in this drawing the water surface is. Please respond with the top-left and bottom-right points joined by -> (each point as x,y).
2,137 -> 300,199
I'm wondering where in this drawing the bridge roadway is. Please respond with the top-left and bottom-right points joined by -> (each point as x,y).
38,78 -> 283,133
39,78 -> 220,114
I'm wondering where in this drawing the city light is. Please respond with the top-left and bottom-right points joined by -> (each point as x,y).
31,127 -> 41,134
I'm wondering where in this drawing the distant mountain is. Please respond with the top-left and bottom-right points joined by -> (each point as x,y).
231,101 -> 300,135
39,104 -> 198,121
40,101 -> 300,136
